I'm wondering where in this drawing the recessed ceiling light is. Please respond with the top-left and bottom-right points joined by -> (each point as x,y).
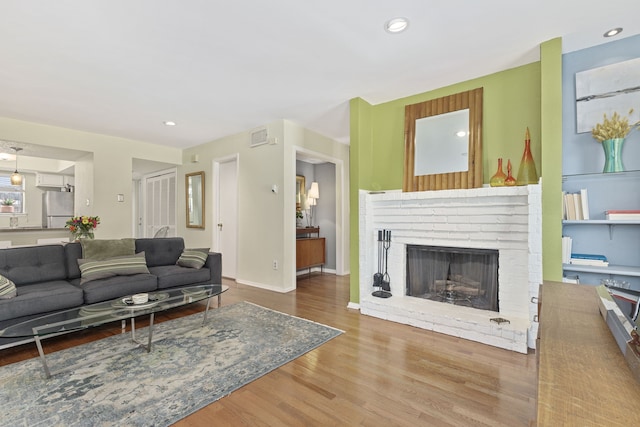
163,121 -> 176,126
385,17 -> 409,34
604,27 -> 622,37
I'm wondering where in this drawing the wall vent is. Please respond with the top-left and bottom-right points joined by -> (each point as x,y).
250,127 -> 268,148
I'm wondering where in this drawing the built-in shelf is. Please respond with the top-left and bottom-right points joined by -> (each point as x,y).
563,220 -> 640,225
562,220 -> 640,239
563,263 -> 640,277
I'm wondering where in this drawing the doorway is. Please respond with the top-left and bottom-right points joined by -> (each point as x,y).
142,168 -> 177,237
213,155 -> 238,279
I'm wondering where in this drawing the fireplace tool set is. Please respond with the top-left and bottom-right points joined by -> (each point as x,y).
372,230 -> 392,298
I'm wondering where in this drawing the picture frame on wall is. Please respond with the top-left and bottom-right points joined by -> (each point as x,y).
575,57 -> 640,134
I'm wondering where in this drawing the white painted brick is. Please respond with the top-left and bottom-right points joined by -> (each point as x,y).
359,185 -> 542,353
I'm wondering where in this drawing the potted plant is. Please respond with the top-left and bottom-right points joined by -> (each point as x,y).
1,199 -> 15,213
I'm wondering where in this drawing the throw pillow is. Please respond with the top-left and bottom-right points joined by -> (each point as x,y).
0,274 -> 16,299
81,238 -> 136,261
78,252 -> 150,285
176,248 -> 209,269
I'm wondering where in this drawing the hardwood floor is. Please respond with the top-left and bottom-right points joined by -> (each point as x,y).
1,274 -> 538,426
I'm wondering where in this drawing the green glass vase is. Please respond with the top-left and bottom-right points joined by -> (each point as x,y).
490,158 -> 507,187
516,128 -> 538,185
602,138 -> 625,173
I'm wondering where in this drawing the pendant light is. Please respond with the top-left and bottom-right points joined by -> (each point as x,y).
10,147 -> 23,186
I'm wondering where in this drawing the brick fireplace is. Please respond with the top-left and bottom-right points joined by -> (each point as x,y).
358,185 -> 542,353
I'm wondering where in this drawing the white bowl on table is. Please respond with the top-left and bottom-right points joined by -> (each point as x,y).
131,293 -> 149,304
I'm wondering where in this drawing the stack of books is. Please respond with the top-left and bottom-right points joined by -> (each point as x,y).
570,253 -> 609,267
605,210 -> 640,220
563,189 -> 590,220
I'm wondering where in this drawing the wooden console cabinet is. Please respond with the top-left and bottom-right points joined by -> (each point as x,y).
296,227 -> 325,272
536,281 -> 640,425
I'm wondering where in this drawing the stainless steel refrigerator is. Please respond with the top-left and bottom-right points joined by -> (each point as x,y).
42,191 -> 74,228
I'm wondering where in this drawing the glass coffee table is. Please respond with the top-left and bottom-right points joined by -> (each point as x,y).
0,284 -> 228,378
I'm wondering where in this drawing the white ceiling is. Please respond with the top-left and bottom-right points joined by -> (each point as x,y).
1,1 -> 639,150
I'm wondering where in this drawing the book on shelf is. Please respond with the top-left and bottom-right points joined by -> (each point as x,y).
580,189 -> 590,220
570,259 -> 609,267
570,253 -> 609,267
573,193 -> 583,220
561,236 -> 572,264
605,209 -> 640,220
570,253 -> 607,261
564,193 -> 577,220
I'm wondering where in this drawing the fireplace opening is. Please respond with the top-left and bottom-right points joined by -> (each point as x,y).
406,245 -> 499,312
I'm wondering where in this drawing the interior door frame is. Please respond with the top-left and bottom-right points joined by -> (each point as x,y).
212,154 -> 239,278
294,147 -> 347,279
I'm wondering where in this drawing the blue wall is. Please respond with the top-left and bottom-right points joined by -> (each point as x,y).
561,34 -> 640,289
563,34 -> 640,175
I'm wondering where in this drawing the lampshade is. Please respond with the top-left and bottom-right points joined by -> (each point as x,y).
308,182 -> 319,200
306,195 -> 316,207
10,172 -> 22,186
10,147 -> 22,186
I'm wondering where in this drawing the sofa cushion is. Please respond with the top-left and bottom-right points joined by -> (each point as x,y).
135,238 -> 185,267
80,238 -> 135,260
176,249 -> 209,269
0,245 -> 67,286
148,265 -> 210,289
64,242 -> 83,279
72,273 -> 158,304
78,252 -> 150,285
0,280 -> 84,322
0,274 -> 16,299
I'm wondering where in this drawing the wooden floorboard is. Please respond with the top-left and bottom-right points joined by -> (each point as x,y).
0,274 -> 537,426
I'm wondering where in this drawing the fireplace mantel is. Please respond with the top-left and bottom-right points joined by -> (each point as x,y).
358,185 -> 542,353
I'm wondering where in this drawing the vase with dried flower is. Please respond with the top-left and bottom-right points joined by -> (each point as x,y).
591,109 -> 640,173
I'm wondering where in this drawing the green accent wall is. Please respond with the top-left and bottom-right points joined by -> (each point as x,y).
350,60 -> 549,303
540,38 -> 564,282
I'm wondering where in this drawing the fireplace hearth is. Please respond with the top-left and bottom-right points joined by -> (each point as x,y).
358,185 -> 542,353
406,245 -> 499,311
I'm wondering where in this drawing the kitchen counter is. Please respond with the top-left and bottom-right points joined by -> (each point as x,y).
0,227 -> 70,246
0,227 -> 66,231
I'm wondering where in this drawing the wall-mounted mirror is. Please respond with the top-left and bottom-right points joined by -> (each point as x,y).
296,175 -> 306,210
403,87 -> 483,191
186,171 -> 205,229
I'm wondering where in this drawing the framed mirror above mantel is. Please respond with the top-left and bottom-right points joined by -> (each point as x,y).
403,87 -> 483,191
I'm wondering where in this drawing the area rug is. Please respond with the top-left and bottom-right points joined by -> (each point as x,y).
0,301 -> 343,427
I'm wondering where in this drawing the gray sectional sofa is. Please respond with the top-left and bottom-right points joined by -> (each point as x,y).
0,237 -> 222,349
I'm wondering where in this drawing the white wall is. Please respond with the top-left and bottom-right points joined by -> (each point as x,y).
0,117 -> 182,238
180,119 -> 349,292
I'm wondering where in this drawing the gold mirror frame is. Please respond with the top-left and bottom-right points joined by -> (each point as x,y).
296,175 -> 306,210
403,87 -> 483,191
186,171 -> 205,229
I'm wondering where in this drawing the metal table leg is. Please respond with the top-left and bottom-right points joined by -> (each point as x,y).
34,335 -> 52,379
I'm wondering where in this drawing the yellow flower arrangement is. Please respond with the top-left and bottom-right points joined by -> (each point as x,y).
591,108 -> 640,142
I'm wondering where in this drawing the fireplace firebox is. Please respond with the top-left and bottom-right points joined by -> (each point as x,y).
406,245 -> 499,312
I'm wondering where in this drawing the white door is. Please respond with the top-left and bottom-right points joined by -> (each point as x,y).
215,157 -> 238,279
143,169 -> 177,237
